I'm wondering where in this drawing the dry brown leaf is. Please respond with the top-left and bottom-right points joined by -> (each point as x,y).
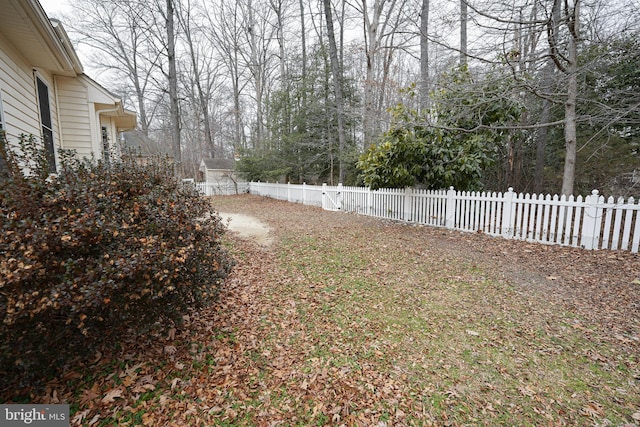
71,409 -> 90,424
142,412 -> 155,426
519,385 -> 536,397
580,402 -> 604,417
79,383 -> 101,406
101,388 -> 123,404
122,376 -> 135,387
88,414 -> 100,426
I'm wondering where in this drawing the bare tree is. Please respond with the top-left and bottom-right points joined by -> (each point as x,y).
299,0 -> 308,110
323,0 -> 347,183
460,0 -> 467,66
165,0 -> 182,172
419,0 -> 430,112
202,1 -> 249,152
548,0 -> 580,195
65,0 -> 162,136
176,0 -> 221,159
350,0 -> 409,146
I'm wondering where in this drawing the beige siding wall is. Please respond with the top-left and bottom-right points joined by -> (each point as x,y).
0,33 -> 132,168
0,32 -> 42,140
55,75 -> 93,159
0,33 -> 61,160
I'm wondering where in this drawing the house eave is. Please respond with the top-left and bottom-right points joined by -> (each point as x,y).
0,0 -> 82,76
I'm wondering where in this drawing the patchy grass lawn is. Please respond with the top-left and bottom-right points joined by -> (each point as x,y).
13,194 -> 640,426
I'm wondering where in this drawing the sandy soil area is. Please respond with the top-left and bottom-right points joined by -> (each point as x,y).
217,211 -> 273,246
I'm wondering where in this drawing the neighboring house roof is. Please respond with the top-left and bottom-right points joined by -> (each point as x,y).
122,130 -> 172,158
201,158 -> 235,171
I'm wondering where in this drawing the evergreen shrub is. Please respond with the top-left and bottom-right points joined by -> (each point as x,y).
0,134 -> 233,388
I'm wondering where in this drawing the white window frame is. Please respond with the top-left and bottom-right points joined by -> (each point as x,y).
34,73 -> 56,173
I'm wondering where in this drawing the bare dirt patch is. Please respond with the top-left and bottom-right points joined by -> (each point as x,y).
217,211 -> 273,246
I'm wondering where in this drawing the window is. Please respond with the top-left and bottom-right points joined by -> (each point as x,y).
101,126 -> 110,164
36,76 -> 56,173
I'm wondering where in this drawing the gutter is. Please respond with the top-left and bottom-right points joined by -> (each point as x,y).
49,19 -> 84,75
22,0 -> 79,74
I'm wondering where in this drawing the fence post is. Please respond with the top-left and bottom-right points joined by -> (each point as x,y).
403,187 -> 413,222
501,187 -> 515,238
322,183 -> 327,210
302,182 -> 306,205
581,190 -> 600,250
445,187 -> 456,229
337,183 -> 343,211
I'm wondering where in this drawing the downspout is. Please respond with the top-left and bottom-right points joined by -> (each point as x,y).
52,75 -> 64,155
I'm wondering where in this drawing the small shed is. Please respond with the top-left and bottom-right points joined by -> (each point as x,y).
199,158 -> 235,183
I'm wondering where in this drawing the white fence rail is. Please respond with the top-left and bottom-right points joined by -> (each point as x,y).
194,181 -> 249,196
248,182 -> 640,253
250,182 -> 324,207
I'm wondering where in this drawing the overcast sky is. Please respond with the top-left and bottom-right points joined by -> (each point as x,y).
38,0 -> 71,18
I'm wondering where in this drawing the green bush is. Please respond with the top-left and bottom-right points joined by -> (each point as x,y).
0,134 -> 233,389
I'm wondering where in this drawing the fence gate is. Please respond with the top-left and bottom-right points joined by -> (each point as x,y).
322,183 -> 342,211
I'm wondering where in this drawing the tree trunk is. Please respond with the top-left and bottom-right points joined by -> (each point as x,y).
362,1 -> 377,147
323,0 -> 346,183
560,0 -> 579,196
166,0 -> 181,174
247,0 -> 263,148
534,58 -> 555,193
135,86 -> 149,137
460,0 -> 468,66
299,0 -> 307,110
180,8 -> 215,159
562,62 -> 578,196
419,0 -> 430,112
271,0 -> 290,134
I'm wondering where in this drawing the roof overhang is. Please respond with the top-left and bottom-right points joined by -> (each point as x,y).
113,109 -> 137,131
95,102 -> 137,131
0,0 -> 83,76
85,74 -> 137,131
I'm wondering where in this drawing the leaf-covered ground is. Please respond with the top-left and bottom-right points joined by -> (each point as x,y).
17,194 -> 640,426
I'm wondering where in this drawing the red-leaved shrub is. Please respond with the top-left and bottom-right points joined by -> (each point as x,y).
0,134 -> 233,389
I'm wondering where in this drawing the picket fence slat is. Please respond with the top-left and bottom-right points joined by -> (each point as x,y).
246,182 -> 640,254
194,181 -> 249,196
633,207 -> 640,253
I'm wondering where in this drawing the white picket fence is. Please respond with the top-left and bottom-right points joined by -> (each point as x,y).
193,181 -> 249,196
249,182 -> 640,253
